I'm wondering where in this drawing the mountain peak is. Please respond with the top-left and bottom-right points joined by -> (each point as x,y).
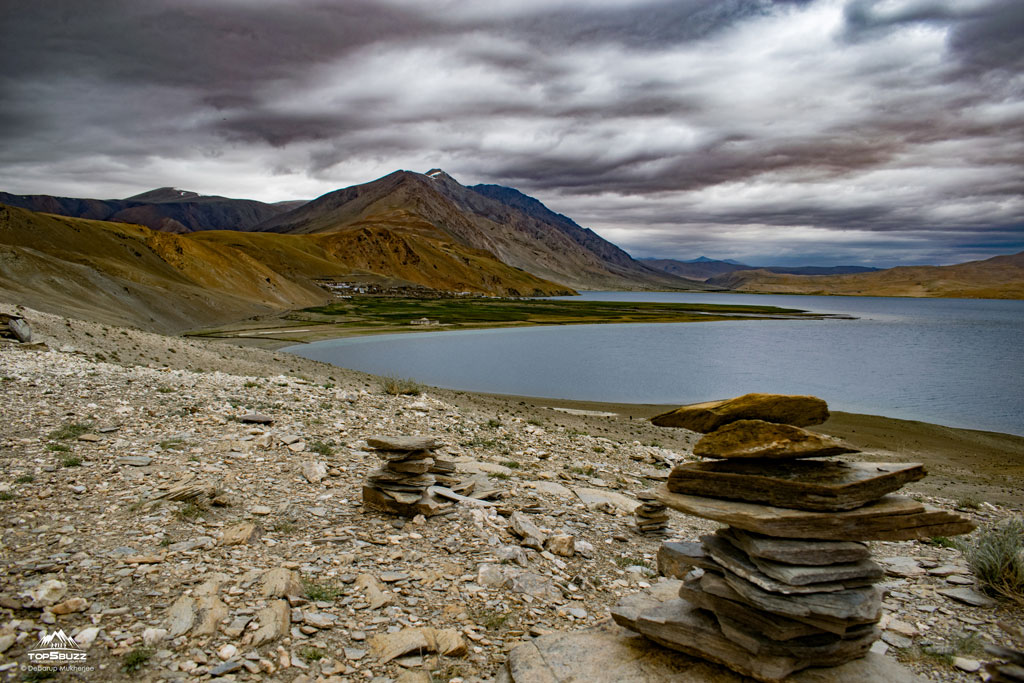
424,168 -> 456,182
124,187 -> 201,203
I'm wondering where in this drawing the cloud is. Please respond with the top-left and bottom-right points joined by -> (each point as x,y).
0,0 -> 1021,266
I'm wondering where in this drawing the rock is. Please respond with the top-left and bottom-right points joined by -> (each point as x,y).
572,487 -> 639,514
218,643 -> 238,660
510,511 -> 547,550
495,545 -> 529,567
355,573 -> 393,609
6,316 -> 33,343
702,536 -> 855,595
878,556 -> 924,577
667,460 -> 926,512
953,657 -> 981,673
508,572 -> 562,601
0,634 -> 15,654
76,433 -> 101,442
719,527 -> 870,566
936,587 -> 996,607
546,534 -> 575,557
504,621 -> 924,683
210,660 -> 243,676
657,541 -> 717,578
143,627 -> 168,646
193,595 -> 228,637
396,671 -> 432,683
239,413 -> 273,424
651,393 -> 831,433
369,627 -> 467,663
881,631 -> 913,649
654,487 -> 976,541
116,456 -> 152,467
220,521 -> 262,546
23,579 -> 67,607
367,435 -> 442,451
678,575 -> 824,641
224,616 -> 252,638
303,611 -> 337,629
251,599 -> 290,646
694,420 -> 856,460
166,596 -> 195,637
73,626 -> 100,649
302,460 -> 327,484
478,563 -> 508,588
50,597 -> 89,614
252,505 -> 272,515
261,567 -> 305,599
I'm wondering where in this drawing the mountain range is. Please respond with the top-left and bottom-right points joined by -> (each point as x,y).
640,257 -> 880,281
1,169 -> 1021,334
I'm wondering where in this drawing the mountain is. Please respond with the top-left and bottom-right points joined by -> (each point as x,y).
705,252 -> 1024,299
255,170 -> 709,291
0,187 -> 290,234
641,257 -> 880,281
0,204 -> 569,332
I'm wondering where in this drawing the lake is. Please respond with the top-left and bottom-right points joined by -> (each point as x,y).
283,292 -> 1024,435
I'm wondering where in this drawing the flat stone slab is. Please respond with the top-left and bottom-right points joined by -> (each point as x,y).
694,420 -> 856,460
667,461 -> 926,512
655,486 -> 975,541
937,587 -> 996,608
362,485 -> 449,518
238,412 -> 274,424
572,487 -> 639,514
719,567 -> 882,623
367,435 -> 441,451
611,599 -> 910,683
651,393 -> 830,433
703,535 -> 857,594
719,527 -> 870,566
680,576 -> 828,641
658,541 -> 718,578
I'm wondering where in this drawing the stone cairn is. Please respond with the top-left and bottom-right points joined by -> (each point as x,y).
634,490 -> 671,537
361,435 -> 453,518
985,622 -> 1024,682
613,393 -> 977,683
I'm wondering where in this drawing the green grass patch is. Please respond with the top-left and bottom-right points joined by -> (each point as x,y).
60,456 -> 82,468
0,491 -> 15,501
615,555 -> 650,569
309,440 -> 335,456
47,421 -> 92,441
122,647 -> 153,674
500,460 -> 521,469
301,577 -> 342,602
46,443 -> 71,452
176,501 -> 206,521
298,646 -> 325,662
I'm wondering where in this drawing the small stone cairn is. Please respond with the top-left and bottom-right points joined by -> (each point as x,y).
634,490 -> 670,537
613,393 -> 977,683
361,435 -> 452,517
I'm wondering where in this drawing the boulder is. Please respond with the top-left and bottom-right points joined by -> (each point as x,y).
652,394 -> 830,433
694,420 -> 855,460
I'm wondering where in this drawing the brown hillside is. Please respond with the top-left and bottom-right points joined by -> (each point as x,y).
255,170 -> 709,292
706,252 -> 1024,299
0,204 -> 571,333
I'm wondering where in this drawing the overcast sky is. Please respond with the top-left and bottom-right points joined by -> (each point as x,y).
2,0 -> 1022,266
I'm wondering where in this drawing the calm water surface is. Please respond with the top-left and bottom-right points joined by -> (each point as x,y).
284,292 -> 1024,435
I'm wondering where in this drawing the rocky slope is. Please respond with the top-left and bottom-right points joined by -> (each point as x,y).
642,258 -> 880,282
0,305 -> 1021,682
255,170 -> 707,292
0,205 -> 570,333
706,252 -> 1024,299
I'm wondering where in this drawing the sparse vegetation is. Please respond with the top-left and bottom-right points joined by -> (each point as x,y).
159,438 -> 186,450
489,472 -> 511,480
957,517 -> 1024,603
47,421 -> 92,440
500,460 -> 521,469
122,647 -> 153,674
570,466 -> 596,476
244,380 -> 260,388
271,520 -> 297,534
298,646 -> 325,662
956,494 -> 981,510
46,442 -> 71,452
60,456 -> 82,468
614,555 -> 650,569
15,475 -> 35,484
157,386 -> 175,394
0,491 -> 15,501
309,440 -> 334,456
301,577 -> 342,602
486,419 -> 502,429
176,501 -> 206,521
381,375 -> 423,396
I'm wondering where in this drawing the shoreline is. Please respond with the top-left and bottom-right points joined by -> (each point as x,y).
8,301 -> 1024,508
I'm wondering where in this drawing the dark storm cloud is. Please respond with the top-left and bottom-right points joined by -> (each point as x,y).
0,0 -> 1021,266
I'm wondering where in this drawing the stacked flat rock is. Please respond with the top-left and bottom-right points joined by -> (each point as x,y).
612,394 -> 976,683
635,490 -> 671,537
984,623 -> 1024,682
361,435 -> 451,517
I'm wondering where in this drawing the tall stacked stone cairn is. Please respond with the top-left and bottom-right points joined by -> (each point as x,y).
361,435 -> 453,518
634,490 -> 671,537
612,393 -> 977,683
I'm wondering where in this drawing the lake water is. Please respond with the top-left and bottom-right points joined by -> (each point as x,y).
283,292 -> 1024,435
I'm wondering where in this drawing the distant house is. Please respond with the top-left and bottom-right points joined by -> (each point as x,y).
409,317 -> 439,326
